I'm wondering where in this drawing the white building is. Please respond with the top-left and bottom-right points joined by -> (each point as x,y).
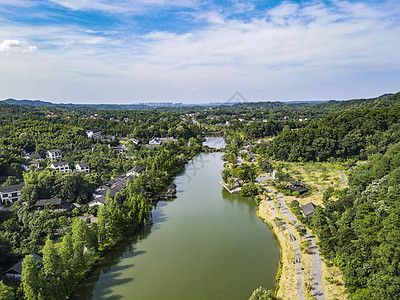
126,165 -> 145,177
114,144 -> 127,155
21,161 -> 40,172
0,183 -> 25,205
149,138 -> 161,146
130,138 -> 139,145
46,149 -> 62,161
75,162 -> 90,173
50,161 -> 70,173
86,129 -> 101,139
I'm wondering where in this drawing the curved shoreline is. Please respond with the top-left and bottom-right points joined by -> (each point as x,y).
257,197 -> 301,299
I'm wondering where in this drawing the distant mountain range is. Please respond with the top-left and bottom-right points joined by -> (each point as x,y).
0,93 -> 395,110
1,99 -> 154,110
0,98 -> 326,108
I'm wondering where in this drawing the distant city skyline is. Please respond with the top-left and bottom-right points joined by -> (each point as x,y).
0,0 -> 399,104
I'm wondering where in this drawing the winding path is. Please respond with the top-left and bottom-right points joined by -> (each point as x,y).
267,195 -> 305,300
276,193 -> 326,300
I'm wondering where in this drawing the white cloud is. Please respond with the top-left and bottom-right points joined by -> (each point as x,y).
0,0 -> 32,6
49,0 -> 198,13
136,1 -> 400,73
0,1 -> 399,102
0,39 -> 37,52
82,29 -> 119,35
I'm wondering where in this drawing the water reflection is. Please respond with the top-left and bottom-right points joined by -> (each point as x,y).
73,147 -> 279,300
221,188 -> 257,214
203,136 -> 226,149
73,227 -> 150,300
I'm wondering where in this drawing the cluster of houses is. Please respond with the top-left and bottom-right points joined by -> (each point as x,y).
88,165 -> 145,206
86,128 -> 179,152
21,149 -> 90,175
3,130 -> 177,209
1,162 -> 146,210
1,164 -> 148,280
0,182 -> 73,211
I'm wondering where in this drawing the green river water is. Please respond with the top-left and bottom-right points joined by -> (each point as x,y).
73,137 -> 280,299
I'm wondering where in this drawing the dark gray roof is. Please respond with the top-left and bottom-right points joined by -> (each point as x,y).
89,196 -> 107,205
288,181 -> 308,194
48,149 -> 61,153
93,175 -> 134,203
33,198 -> 62,206
31,198 -> 70,209
76,162 -> 89,167
23,161 -> 39,166
5,253 -> 42,275
288,185 -> 308,193
131,165 -> 145,174
301,202 -> 317,218
28,153 -> 41,159
51,161 -> 69,167
0,183 -> 25,194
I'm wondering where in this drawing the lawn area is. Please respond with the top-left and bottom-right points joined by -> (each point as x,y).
280,161 -> 347,188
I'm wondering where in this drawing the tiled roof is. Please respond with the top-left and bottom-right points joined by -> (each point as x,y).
301,202 -> 317,217
5,253 -> 42,275
0,183 -> 25,194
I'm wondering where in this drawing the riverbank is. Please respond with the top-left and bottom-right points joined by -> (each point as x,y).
257,197 -> 299,300
219,180 -> 241,193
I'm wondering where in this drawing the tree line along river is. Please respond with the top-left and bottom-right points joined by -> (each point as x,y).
73,137 -> 280,300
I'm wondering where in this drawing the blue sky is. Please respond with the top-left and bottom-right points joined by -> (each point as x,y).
0,0 -> 399,103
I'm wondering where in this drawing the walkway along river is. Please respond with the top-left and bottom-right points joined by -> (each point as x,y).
73,137 -> 280,299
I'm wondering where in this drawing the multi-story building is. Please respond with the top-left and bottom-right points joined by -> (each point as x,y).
126,165 -> 145,177
50,161 -> 70,173
0,183 -> 25,205
75,162 -> 90,173
114,144 -> 127,155
86,129 -> 101,139
46,149 -> 62,161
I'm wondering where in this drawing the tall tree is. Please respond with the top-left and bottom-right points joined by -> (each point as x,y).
21,254 -> 42,300
0,280 -> 14,300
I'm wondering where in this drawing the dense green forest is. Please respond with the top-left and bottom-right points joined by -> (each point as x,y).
310,142 -> 400,298
267,93 -> 400,162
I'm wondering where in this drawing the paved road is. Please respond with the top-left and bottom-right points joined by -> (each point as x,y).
304,231 -> 325,300
268,195 -> 305,300
276,193 -> 326,300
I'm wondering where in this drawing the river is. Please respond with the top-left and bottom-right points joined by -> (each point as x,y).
73,137 -> 279,299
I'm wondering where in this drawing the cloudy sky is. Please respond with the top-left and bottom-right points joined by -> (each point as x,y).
0,0 -> 399,103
